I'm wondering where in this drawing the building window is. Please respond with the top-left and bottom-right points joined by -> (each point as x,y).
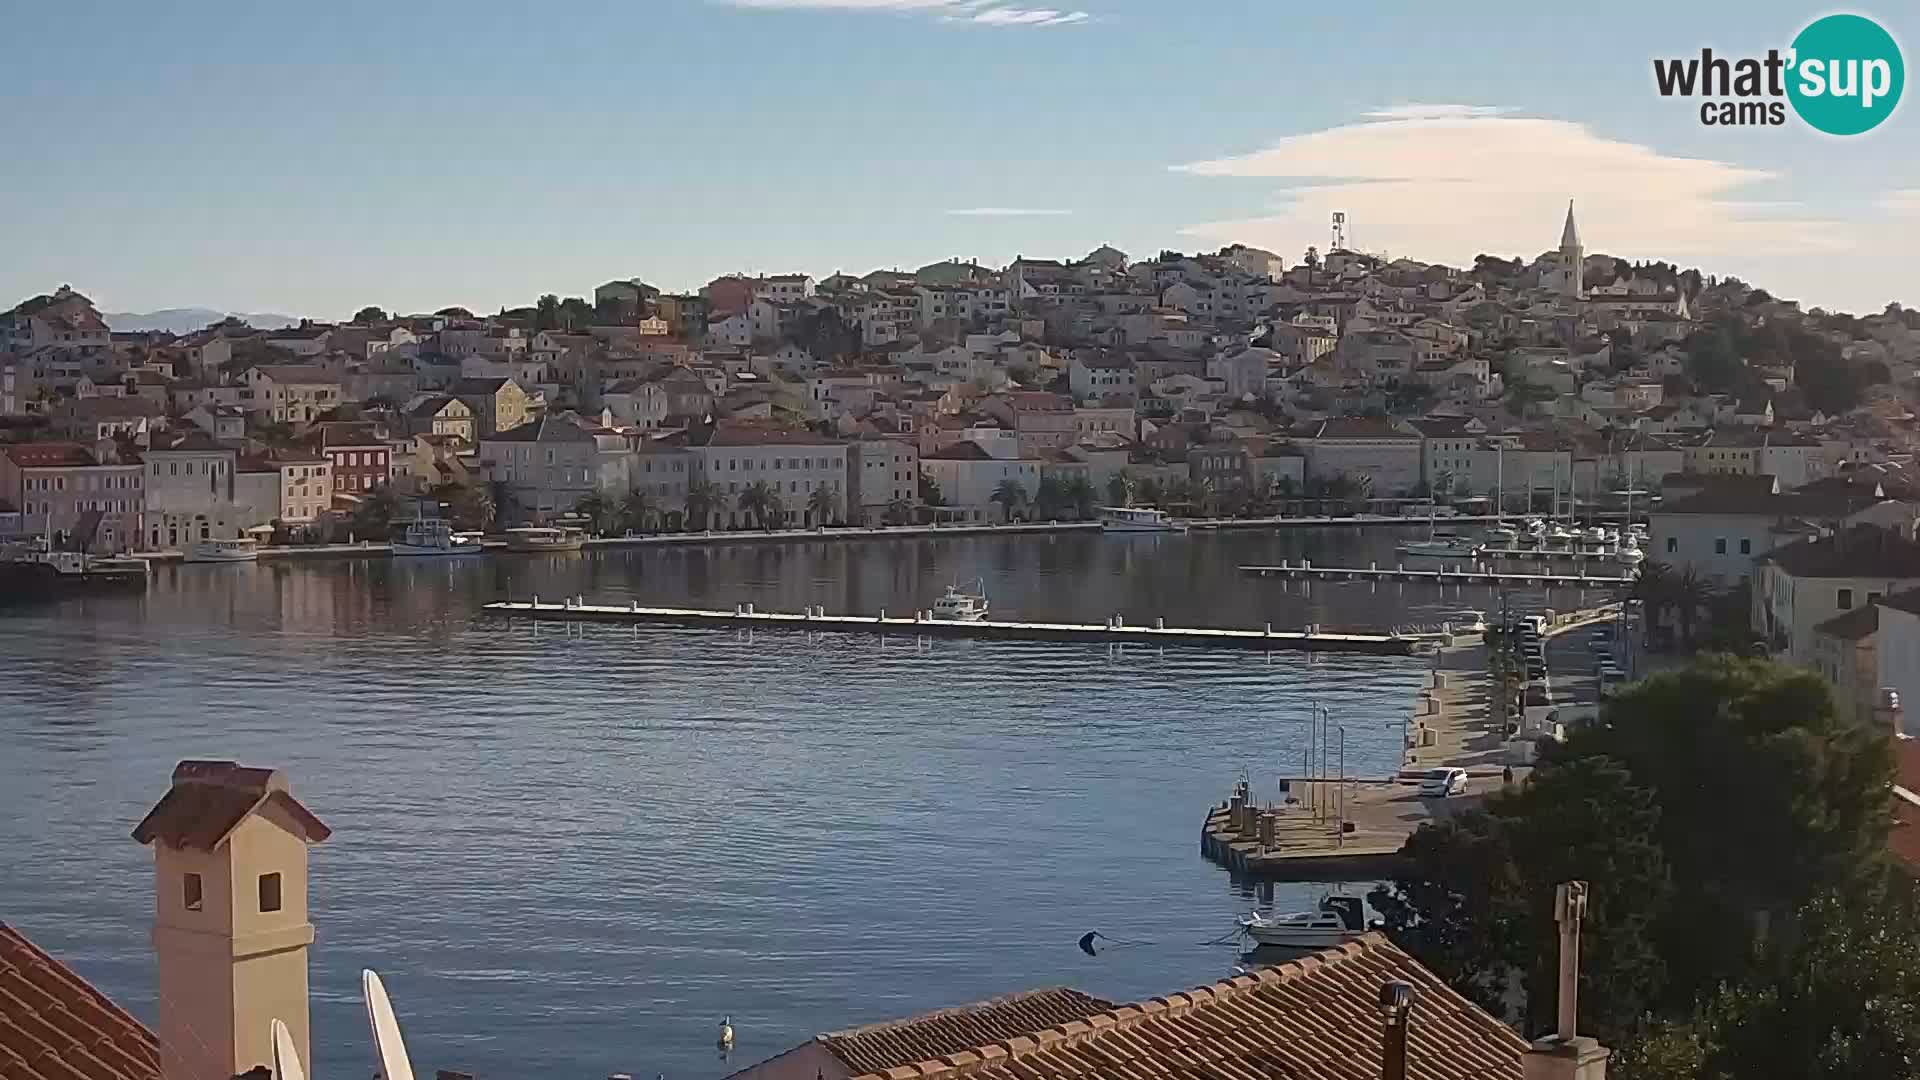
1740,539 -> 1752,555
184,873 -> 203,911
1715,538 -> 1726,554
258,872 -> 283,913
1838,588 -> 1854,611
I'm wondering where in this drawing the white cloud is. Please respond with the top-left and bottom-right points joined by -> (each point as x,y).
946,206 -> 1072,216
721,0 -> 1089,25
1170,107 -> 1855,271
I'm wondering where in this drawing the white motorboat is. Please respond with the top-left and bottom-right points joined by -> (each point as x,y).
1098,506 -> 1183,533
504,526 -> 587,553
185,537 -> 260,564
930,580 -> 989,621
1522,516 -> 1547,537
392,519 -> 483,556
1239,896 -> 1368,948
1397,536 -> 1482,559
1483,525 -> 1519,545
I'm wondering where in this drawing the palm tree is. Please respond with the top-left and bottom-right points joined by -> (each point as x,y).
684,479 -> 724,531
617,490 -> 656,535
1433,469 -> 1455,505
1633,560 -> 1676,645
1675,567 -> 1711,648
991,478 -> 1027,522
1065,475 -> 1097,520
1136,477 -> 1163,507
806,485 -> 838,526
738,481 -> 782,530
572,492 -> 615,536
918,474 -> 945,508
1033,474 -> 1068,520
1192,477 -> 1217,518
1275,474 -> 1297,516
1106,473 -> 1133,508
1347,472 -> 1375,515
883,496 -> 913,526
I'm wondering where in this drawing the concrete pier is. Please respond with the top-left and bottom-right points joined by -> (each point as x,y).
481,599 -> 1422,654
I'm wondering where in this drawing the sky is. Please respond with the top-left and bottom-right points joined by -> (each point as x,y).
1,0 -> 1914,320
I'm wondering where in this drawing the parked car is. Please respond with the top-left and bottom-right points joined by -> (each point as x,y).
1419,767 -> 1470,797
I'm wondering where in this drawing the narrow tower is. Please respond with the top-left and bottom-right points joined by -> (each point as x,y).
134,761 -> 332,1080
1558,199 -> 1584,298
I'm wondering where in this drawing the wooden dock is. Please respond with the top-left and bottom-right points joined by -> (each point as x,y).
480,599 -> 1422,654
1238,560 -> 1631,589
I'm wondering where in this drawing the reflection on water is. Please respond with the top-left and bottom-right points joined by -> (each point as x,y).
0,530 -> 1589,1080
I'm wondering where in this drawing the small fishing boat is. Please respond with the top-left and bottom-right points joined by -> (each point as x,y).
1097,506 -> 1183,533
1397,535 -> 1482,560
504,526 -> 587,553
930,580 -> 989,621
1483,525 -> 1519,545
1239,896 -> 1368,948
392,518 -> 483,556
185,536 -> 260,564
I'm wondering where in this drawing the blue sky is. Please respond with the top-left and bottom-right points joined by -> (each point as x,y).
2,0 -> 1914,318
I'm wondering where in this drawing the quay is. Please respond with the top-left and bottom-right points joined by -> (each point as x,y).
1238,559 -> 1632,588
1188,511 -> 1641,531
480,599 -> 1424,654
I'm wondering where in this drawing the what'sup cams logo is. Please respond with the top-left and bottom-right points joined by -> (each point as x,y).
1654,13 -> 1904,134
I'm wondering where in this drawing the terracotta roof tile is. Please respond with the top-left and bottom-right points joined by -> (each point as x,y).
816,988 -> 1116,1076
130,760 -> 330,851
842,936 -> 1526,1080
0,922 -> 159,1080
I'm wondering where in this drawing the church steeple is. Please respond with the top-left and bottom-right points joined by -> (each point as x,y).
1560,199 -> 1581,250
1554,199 -> 1584,298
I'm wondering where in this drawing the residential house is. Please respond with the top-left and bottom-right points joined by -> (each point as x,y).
1068,350 -> 1134,401
1877,590 -> 1920,737
241,365 -> 342,425
847,435 -> 920,522
630,441 -> 695,520
140,430 -> 251,547
451,376 -> 535,437
479,414 -> 637,521
1294,417 -> 1423,495
1073,404 -> 1134,444
308,421 -> 392,496
683,422 -> 850,527
0,442 -> 145,552
52,395 -> 165,441
1649,482 -> 1908,585
919,441 -> 1040,522
1753,525 -> 1920,665
981,392 -> 1076,458
404,394 -> 475,443
1812,603 -> 1880,725
184,403 -> 246,441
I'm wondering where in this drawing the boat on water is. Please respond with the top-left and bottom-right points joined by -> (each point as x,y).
391,518 -> 484,556
0,545 -> 150,598
1097,506 -> 1183,533
184,536 -> 260,564
504,526 -> 587,553
1483,525 -> 1519,545
1397,535 -> 1482,560
930,579 -> 990,621
1239,895 -> 1369,948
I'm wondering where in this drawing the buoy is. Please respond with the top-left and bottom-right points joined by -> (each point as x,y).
718,1016 -> 735,1052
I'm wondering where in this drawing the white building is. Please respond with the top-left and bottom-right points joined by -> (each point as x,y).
1876,592 -> 1920,736
685,424 -> 850,528
1650,484 -> 1910,586
1754,525 -> 1920,666
848,436 -> 919,522
140,431 -> 253,548
478,414 -> 637,520
1293,417 -> 1423,495
919,440 -> 1040,522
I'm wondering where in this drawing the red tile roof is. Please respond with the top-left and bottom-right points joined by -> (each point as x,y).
0,922 -> 159,1080
4,445 -> 95,469
845,935 -> 1526,1080
819,989 -> 1115,1076
1891,738 -> 1920,872
131,760 -> 330,852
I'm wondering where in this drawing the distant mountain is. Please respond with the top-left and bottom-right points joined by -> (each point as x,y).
103,308 -> 300,334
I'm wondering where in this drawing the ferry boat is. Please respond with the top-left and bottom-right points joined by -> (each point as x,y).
1396,535 -> 1482,560
391,518 -> 484,556
1239,896 -> 1368,948
930,580 -> 990,621
1097,506 -> 1183,533
184,536 -> 260,564
504,526 -> 587,553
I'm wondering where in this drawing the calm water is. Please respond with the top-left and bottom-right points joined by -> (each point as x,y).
0,528 -> 1610,1079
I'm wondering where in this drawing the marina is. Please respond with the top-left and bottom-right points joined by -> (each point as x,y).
1237,559 -> 1633,588
481,598 -> 1427,654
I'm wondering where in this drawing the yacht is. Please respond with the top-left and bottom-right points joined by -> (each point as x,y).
392,518 -> 483,556
504,526 -> 588,553
930,580 -> 989,621
1097,506 -> 1183,533
184,536 -> 260,564
1397,535 -> 1482,560
1239,896 -> 1368,948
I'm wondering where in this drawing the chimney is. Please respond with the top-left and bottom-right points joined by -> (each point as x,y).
1877,687 -> 1905,738
1377,980 -> 1413,1080
133,762 -> 331,1080
1523,881 -> 1610,1080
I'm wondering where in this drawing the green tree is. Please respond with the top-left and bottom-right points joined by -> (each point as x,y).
1033,474 -> 1068,519
685,479 -> 724,530
738,480 -> 782,529
1106,473 -> 1133,508
1136,477 -> 1162,507
1065,475 -> 1097,520
990,478 -> 1027,521
572,492 -> 617,536
432,482 -> 494,531
617,490 -> 656,535
352,488 -> 399,538
1673,567 -> 1710,648
534,294 -> 561,331
1433,469 -> 1455,504
806,485 -> 838,525
883,496 -> 913,526
918,474 -> 945,508
352,306 -> 387,324
558,296 -> 593,330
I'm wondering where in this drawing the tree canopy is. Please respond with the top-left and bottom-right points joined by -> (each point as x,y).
352,306 -> 387,324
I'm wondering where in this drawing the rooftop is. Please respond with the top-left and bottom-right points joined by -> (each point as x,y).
0,921 -> 160,1080
131,760 -> 330,852
1761,525 -> 1920,581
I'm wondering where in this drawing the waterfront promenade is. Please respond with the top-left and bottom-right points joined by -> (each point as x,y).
1199,603 -> 1620,880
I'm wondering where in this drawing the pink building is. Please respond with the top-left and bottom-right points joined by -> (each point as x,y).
0,441 -> 144,552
